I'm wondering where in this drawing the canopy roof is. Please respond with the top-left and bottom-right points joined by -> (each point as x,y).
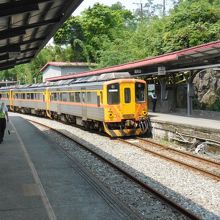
0,0 -> 82,71
47,40 -> 220,81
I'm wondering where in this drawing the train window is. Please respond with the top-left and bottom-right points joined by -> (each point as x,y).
51,93 -> 57,101
61,93 -> 68,102
82,92 -> 86,103
40,94 -> 43,100
87,92 -> 97,104
75,92 -> 80,102
107,83 -> 119,105
97,96 -> 100,107
31,93 -> 34,99
135,82 -> 145,102
124,88 -> 131,103
87,92 -> 91,103
70,93 -> 75,102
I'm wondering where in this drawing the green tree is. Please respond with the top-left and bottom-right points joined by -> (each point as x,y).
54,3 -> 134,63
54,17 -> 85,61
162,0 -> 220,52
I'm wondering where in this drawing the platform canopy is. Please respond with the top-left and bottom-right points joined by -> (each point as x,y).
47,40 -> 220,81
0,0 -> 82,71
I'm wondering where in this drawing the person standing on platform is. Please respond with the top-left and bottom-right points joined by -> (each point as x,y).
0,94 -> 9,143
151,91 -> 157,112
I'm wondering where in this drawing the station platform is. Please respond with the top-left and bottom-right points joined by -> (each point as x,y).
0,116 -> 139,220
149,112 -> 220,145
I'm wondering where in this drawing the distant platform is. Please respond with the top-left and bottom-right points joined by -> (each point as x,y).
149,112 -> 220,144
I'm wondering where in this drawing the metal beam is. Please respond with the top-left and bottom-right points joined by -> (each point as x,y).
20,37 -> 46,45
21,47 -> 39,53
0,4 -> 39,18
0,45 -> 20,53
0,0 -> 57,18
16,55 -> 35,62
0,37 -> 45,53
0,53 -> 9,61
16,60 -> 31,66
0,18 -> 60,39
0,60 -> 16,69
0,30 -> 26,40
0,65 -> 15,71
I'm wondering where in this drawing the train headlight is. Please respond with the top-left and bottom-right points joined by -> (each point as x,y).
108,109 -> 114,118
142,110 -> 147,116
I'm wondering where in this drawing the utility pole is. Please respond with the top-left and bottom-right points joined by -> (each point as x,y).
163,0 -> 166,16
133,1 -> 144,20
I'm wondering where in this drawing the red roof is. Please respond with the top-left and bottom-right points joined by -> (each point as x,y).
40,62 -> 96,72
47,40 -> 220,81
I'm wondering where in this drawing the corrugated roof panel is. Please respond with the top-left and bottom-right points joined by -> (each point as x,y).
0,0 -> 83,70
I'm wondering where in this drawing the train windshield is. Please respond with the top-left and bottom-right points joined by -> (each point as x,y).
107,83 -> 120,104
135,82 -> 146,102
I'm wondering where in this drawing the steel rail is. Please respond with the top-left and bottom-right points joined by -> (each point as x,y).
119,138 -> 220,181
28,119 -> 201,220
28,119 -> 144,220
138,138 -> 220,167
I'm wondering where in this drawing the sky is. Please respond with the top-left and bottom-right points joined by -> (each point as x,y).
73,0 -> 172,16
73,0 -> 141,15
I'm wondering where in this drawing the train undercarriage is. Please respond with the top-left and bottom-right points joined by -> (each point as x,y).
11,107 -> 149,137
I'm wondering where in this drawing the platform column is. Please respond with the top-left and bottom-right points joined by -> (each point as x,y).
159,78 -> 167,101
186,74 -> 193,116
159,78 -> 169,112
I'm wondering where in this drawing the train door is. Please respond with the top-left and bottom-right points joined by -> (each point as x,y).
81,87 -> 87,120
120,83 -> 135,116
45,88 -> 52,118
9,89 -> 14,111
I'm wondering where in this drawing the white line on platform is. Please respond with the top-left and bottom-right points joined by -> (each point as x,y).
10,121 -> 57,220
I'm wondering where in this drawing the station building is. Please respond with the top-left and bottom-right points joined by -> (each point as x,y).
41,62 -> 96,82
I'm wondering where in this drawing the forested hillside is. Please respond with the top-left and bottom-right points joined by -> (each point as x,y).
1,0 -> 220,85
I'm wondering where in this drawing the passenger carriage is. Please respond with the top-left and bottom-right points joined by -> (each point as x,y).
0,73 -> 149,137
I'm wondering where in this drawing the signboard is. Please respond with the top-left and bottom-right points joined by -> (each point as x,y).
134,69 -> 142,74
158,66 -> 166,75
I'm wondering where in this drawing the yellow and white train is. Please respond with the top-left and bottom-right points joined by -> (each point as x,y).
0,74 -> 149,137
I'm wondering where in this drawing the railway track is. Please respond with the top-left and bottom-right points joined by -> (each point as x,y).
119,137 -> 220,181
28,119 -> 201,220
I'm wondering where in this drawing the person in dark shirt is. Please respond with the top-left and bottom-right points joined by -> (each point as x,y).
151,91 -> 157,112
0,94 -> 9,143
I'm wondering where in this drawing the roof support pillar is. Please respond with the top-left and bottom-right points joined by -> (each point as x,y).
159,78 -> 167,101
159,77 -> 170,113
186,72 -> 194,116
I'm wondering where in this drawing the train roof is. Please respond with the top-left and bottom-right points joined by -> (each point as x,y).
0,72 -> 134,91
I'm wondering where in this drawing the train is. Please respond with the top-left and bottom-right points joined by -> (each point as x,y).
0,73 -> 149,137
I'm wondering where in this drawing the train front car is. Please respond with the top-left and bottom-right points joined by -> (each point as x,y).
103,79 -> 148,137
